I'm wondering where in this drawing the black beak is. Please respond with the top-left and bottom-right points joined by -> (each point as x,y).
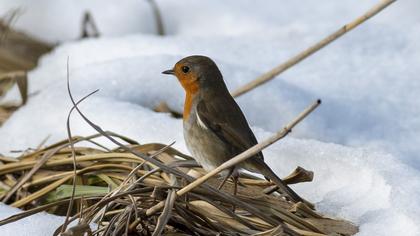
162,69 -> 175,75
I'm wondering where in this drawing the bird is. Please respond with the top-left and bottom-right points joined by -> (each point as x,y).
162,55 -> 303,202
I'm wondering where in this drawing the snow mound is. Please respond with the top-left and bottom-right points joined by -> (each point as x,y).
0,203 -> 65,236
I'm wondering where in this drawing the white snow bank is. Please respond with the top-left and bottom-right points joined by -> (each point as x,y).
0,203 -> 65,235
0,0 -> 419,235
264,138 -> 420,236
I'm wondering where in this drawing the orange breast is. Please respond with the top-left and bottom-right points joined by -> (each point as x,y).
183,93 -> 193,120
183,83 -> 198,120
183,82 -> 199,120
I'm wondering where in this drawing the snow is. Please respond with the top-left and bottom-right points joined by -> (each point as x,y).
0,203 -> 66,236
1,0 -> 420,235
0,0 -> 156,42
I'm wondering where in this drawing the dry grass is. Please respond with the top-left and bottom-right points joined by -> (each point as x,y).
0,132 -> 358,235
0,11 -> 53,126
0,11 -> 53,73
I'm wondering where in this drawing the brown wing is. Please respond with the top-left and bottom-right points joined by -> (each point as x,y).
196,96 -> 263,160
197,96 -> 303,202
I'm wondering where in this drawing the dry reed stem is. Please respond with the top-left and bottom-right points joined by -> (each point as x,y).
0,70 -> 27,104
231,0 -> 396,97
80,11 -> 100,38
147,0 -> 165,35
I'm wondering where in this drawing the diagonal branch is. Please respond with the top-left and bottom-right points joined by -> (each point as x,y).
232,0 -> 396,97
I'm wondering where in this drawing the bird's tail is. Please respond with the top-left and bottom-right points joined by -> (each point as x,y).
255,160 -> 304,203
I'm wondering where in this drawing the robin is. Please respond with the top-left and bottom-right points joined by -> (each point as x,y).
162,55 -> 303,202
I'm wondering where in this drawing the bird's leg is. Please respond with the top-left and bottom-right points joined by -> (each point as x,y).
217,168 -> 234,190
216,168 -> 240,211
231,172 -> 240,212
232,171 -> 239,196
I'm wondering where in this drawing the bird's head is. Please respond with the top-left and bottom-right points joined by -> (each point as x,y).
162,55 -> 225,95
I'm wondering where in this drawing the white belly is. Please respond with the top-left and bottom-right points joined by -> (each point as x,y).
183,112 -> 231,174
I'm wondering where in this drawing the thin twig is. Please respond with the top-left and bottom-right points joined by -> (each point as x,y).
152,189 -> 177,236
80,11 -> 100,38
231,0 -> 396,97
0,71 -> 27,104
61,58 -> 100,233
146,0 -> 165,35
146,99 -> 321,216
0,8 -> 23,45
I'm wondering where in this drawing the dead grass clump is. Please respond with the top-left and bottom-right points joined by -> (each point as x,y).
0,10 -> 52,126
0,10 -> 53,73
0,132 -> 357,235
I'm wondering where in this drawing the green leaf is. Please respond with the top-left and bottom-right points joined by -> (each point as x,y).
45,184 -> 109,202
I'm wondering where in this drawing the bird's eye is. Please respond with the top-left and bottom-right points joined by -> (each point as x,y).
181,66 -> 190,74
